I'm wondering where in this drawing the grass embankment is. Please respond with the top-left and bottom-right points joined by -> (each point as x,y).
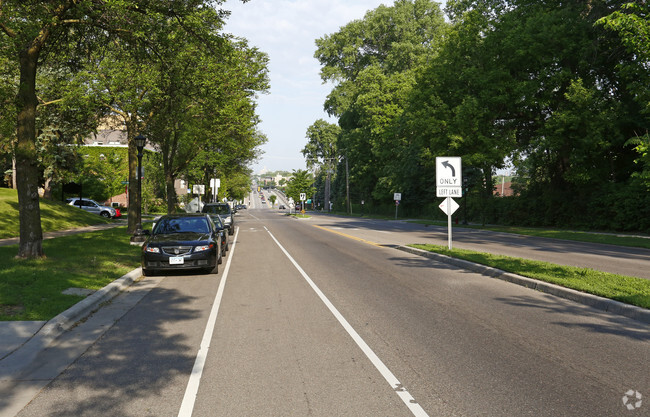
0,227 -> 141,320
410,244 -> 650,309
0,187 -> 112,239
0,188 -> 139,321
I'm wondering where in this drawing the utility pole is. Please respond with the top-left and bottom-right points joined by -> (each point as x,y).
345,156 -> 350,214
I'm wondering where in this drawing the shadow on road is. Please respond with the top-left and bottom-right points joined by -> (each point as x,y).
9,283 -> 205,417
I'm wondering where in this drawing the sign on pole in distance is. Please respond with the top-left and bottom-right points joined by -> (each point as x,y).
300,193 -> 306,201
394,192 -> 402,201
193,184 -> 205,194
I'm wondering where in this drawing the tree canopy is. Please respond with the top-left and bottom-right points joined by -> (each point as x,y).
0,0 -> 269,257
311,0 -> 650,231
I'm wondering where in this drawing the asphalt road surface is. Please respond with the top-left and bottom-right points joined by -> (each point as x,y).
10,207 -> 650,416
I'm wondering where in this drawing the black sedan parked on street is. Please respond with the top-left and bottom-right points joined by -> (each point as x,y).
141,213 -> 222,276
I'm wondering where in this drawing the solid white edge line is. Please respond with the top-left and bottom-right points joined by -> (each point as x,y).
265,228 -> 430,417
177,226 -> 239,417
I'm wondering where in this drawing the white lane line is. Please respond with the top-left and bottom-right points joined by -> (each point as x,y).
177,227 -> 239,417
265,228 -> 429,417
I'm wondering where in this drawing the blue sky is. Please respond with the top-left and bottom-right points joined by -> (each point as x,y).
223,0 -> 448,175
222,0 -> 395,174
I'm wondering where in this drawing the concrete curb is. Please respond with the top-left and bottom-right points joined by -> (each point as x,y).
0,267 -> 142,378
396,245 -> 650,325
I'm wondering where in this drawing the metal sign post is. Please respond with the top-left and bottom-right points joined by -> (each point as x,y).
300,193 -> 306,214
439,197 -> 460,249
394,193 -> 401,219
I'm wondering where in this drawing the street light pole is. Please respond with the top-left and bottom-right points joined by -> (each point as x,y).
131,135 -> 147,244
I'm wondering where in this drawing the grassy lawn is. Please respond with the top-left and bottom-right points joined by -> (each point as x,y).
0,226 -> 141,321
407,220 -> 650,249
0,188 -> 138,321
410,244 -> 650,309
0,188 -> 112,239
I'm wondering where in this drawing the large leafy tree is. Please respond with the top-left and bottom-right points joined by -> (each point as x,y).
302,119 -> 340,168
412,0 -> 645,226
302,119 -> 340,207
599,2 -> 650,189
0,0 -> 233,257
314,0 -> 447,204
285,170 -> 315,204
168,35 -> 269,211
0,0 -> 264,252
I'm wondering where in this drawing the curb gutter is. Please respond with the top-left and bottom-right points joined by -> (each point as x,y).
396,245 -> 650,325
0,268 -> 142,378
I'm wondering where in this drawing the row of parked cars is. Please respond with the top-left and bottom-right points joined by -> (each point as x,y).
140,202 -> 237,277
68,196 -> 241,277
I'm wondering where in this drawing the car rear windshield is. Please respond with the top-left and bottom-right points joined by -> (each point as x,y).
154,217 -> 210,234
202,205 -> 230,215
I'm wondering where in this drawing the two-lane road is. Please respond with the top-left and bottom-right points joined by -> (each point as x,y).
11,209 -> 649,416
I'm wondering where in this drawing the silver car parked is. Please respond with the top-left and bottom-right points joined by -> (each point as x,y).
67,198 -> 118,218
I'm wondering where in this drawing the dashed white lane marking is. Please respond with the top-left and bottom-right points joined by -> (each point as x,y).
265,226 -> 429,417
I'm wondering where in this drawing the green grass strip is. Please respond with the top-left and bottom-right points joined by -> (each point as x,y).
410,243 -> 650,309
408,221 -> 650,249
0,226 -> 141,321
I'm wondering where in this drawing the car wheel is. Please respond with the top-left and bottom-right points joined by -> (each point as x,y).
218,252 -> 223,265
100,211 -> 111,218
205,262 -> 217,274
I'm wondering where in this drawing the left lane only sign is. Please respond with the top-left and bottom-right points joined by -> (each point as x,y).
436,157 -> 462,198
436,157 -> 462,186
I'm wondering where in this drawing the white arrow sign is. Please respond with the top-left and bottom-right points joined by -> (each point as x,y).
438,197 -> 459,216
436,157 -> 462,186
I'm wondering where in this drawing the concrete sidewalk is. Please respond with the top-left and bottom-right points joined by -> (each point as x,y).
0,268 -> 142,377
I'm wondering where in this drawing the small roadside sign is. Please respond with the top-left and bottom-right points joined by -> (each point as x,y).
394,192 -> 402,201
438,197 -> 459,216
300,193 -> 306,201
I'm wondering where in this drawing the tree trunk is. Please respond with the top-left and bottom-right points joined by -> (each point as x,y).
166,173 -> 177,214
16,45 -> 44,259
126,125 -> 139,233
